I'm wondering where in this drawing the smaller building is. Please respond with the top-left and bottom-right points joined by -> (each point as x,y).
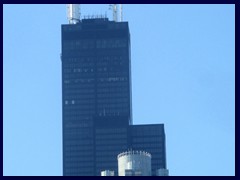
117,150 -> 152,176
101,170 -> 114,176
156,168 -> 169,176
130,124 -> 167,175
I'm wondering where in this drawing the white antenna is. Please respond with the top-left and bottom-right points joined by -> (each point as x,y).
109,4 -> 122,22
119,4 -> 123,22
113,4 -> 118,22
67,4 -> 80,24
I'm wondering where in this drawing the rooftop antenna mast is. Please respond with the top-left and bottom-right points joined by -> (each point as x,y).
67,4 -> 80,24
113,4 -> 118,22
109,4 -> 122,22
120,4 -> 123,22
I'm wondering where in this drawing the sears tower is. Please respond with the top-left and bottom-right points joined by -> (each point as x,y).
61,4 -> 167,176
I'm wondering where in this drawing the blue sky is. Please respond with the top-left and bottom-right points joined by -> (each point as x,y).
3,4 -> 235,176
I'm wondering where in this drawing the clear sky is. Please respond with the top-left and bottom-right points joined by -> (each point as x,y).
3,4 -> 235,176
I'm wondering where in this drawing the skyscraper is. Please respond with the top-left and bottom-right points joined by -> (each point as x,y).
62,17 -> 131,175
61,8 -> 167,176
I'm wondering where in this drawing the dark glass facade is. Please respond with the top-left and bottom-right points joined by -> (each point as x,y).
130,124 -> 167,176
95,126 -> 128,175
61,18 -> 167,176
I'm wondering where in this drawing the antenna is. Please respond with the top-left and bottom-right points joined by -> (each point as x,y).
119,4 -> 123,22
67,4 -> 80,24
113,4 -> 118,22
109,4 -> 122,22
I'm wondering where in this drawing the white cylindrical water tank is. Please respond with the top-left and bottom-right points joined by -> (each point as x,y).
117,150 -> 151,176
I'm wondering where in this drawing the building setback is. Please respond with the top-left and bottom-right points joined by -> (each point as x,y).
129,124 -> 167,176
61,18 -> 167,176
